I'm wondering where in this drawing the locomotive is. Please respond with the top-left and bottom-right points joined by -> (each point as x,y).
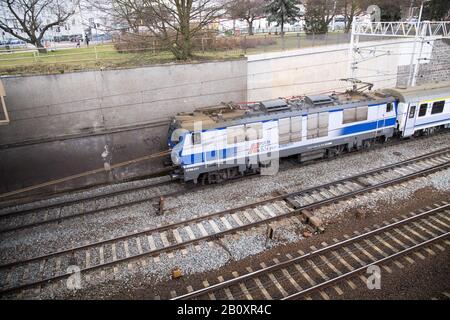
168,81 -> 450,184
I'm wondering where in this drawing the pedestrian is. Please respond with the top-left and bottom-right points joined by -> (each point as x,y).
85,36 -> 90,47
76,39 -> 80,48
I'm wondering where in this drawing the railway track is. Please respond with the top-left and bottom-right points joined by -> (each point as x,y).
173,202 -> 450,300
0,148 -> 449,297
0,178 -> 188,233
1,131 -> 449,234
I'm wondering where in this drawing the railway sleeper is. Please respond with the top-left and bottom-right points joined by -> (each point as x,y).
301,209 -> 325,233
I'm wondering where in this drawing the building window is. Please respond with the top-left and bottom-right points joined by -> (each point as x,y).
418,103 -> 427,117
431,101 -> 445,114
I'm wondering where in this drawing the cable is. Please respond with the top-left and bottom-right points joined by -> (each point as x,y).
0,149 -> 171,199
6,65 -> 449,124
3,56 -> 353,114
2,84 -> 447,198
4,36 -> 446,113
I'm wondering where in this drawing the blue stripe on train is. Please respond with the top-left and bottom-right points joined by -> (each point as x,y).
181,117 -> 397,165
341,117 -> 396,135
414,117 -> 450,129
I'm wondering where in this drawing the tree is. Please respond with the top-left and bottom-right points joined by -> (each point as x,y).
0,0 -> 77,52
371,0 -> 407,21
107,0 -> 223,60
337,0 -> 370,33
87,0 -> 144,34
265,0 -> 301,35
226,0 -> 265,35
422,0 -> 450,21
304,0 -> 336,34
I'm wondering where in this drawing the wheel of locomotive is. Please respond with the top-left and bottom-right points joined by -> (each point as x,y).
362,139 -> 374,149
200,173 -> 208,185
327,145 -> 345,158
201,169 -> 230,184
227,167 -> 239,180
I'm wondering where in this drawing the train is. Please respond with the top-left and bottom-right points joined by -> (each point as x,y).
167,81 -> 450,184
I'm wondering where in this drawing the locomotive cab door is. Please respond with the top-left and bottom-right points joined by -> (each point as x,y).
403,103 -> 418,137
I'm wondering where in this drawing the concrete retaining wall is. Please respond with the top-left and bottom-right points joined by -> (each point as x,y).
0,59 -> 247,195
247,38 -> 434,101
0,59 -> 247,146
397,39 -> 450,86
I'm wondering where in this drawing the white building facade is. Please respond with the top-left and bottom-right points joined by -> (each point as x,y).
0,0 -> 114,46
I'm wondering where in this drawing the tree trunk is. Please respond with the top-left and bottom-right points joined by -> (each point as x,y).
33,38 -> 47,54
248,20 -> 254,36
182,34 -> 191,60
281,16 -> 284,36
175,17 -> 192,60
345,12 -> 354,33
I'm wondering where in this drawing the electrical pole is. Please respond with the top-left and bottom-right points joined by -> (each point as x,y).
407,0 -> 429,87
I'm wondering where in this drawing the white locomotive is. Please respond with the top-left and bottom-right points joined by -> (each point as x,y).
168,81 -> 450,184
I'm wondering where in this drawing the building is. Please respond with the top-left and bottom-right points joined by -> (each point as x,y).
0,0 -> 113,46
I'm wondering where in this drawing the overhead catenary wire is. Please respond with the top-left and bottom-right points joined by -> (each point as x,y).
5,65 -> 449,124
0,149 -> 172,200
1,75 -> 444,200
7,39 -> 449,116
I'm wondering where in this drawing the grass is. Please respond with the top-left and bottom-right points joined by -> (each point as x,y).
0,33 -> 351,75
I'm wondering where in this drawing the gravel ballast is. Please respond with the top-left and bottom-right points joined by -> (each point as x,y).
0,133 -> 449,299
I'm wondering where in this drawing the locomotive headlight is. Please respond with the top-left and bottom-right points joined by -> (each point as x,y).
171,148 -> 181,165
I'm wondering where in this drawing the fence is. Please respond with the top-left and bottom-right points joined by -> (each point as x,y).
0,32 -> 393,75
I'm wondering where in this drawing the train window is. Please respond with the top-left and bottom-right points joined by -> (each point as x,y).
246,123 -> 262,141
227,125 -> 245,144
307,113 -> 319,139
356,106 -> 368,122
343,106 -> 368,124
290,116 -> 302,142
278,118 -> 290,144
409,105 -> 416,118
318,112 -> 329,137
343,108 -> 356,124
192,132 -> 201,145
418,103 -> 427,117
431,101 -> 445,114
386,103 -> 393,113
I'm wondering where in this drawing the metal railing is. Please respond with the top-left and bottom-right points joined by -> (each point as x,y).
354,21 -> 450,38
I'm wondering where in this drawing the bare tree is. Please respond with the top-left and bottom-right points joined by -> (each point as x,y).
337,0 -> 370,33
138,0 -> 224,60
87,0 -> 143,34
304,0 -> 336,34
226,0 -> 265,35
0,0 -> 77,52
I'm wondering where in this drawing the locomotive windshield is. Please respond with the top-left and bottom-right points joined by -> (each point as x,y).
167,118 -> 182,148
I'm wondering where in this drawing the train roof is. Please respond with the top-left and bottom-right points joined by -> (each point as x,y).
173,89 -> 395,131
382,81 -> 450,102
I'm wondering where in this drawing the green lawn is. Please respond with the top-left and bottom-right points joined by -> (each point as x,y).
0,33 -> 350,75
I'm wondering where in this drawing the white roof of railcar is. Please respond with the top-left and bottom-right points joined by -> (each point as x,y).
382,81 -> 450,102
